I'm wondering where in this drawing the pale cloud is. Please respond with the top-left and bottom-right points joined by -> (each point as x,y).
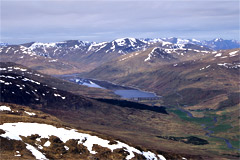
1,0 -> 239,44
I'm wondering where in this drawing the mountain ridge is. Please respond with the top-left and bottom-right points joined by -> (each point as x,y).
2,37 -> 238,74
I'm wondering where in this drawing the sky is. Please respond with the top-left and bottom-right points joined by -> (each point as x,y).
0,0 -> 239,44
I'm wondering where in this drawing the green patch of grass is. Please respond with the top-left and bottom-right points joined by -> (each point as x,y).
211,124 -> 232,133
204,137 -> 232,151
207,137 -> 225,143
218,144 -> 234,151
170,109 -> 188,119
227,127 -> 240,135
170,109 -> 214,126
206,137 -> 235,151
193,109 -> 204,112
219,115 -> 228,121
230,140 -> 240,149
189,117 -> 213,125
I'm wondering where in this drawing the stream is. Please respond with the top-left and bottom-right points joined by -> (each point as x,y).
178,107 -> 239,150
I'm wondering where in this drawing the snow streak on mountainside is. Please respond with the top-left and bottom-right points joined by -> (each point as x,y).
144,47 -> 176,62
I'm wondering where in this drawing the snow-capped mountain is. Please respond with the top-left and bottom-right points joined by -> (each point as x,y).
202,38 -> 240,50
24,38 -> 149,58
4,37 -> 238,60
87,38 -> 148,54
23,37 -> 216,60
0,42 -> 8,47
0,44 -> 79,75
22,40 -> 91,58
5,38 -> 150,72
152,37 -> 239,50
1,37 -> 239,74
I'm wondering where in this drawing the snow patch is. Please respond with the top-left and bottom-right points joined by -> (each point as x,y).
0,68 -> 7,71
220,56 -> 228,59
48,59 -> 58,62
82,81 -> 103,89
192,38 -> 200,42
115,38 -> 127,46
143,151 -> 159,160
119,52 -> 139,61
22,78 -> 41,85
200,65 -> 210,70
0,106 -> 11,111
24,111 -> 36,116
229,50 -> 238,56
200,50 -> 209,53
88,42 -> 107,52
5,76 -> 16,79
217,63 -> 240,68
158,155 -> 167,160
43,141 -> 51,147
214,53 -> 222,57
53,93 -> 66,99
0,122 -> 165,160
38,145 -> 43,150
13,67 -> 27,71
64,146 -> 69,150
144,47 -> 166,62
15,150 -> 21,157
29,42 -> 58,50
26,143 -> 48,160
144,47 -> 158,62
162,41 -> 172,46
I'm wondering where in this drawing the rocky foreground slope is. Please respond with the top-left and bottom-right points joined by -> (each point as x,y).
0,103 -> 167,160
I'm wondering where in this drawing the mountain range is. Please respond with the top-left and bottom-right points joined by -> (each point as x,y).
1,38 -> 239,74
0,37 -> 239,159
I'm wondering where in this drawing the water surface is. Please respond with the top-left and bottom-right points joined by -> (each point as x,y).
114,89 -> 158,98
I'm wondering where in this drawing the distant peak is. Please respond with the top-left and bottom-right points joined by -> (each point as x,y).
114,37 -> 136,42
0,42 -> 8,46
191,38 -> 200,42
214,38 -> 223,42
